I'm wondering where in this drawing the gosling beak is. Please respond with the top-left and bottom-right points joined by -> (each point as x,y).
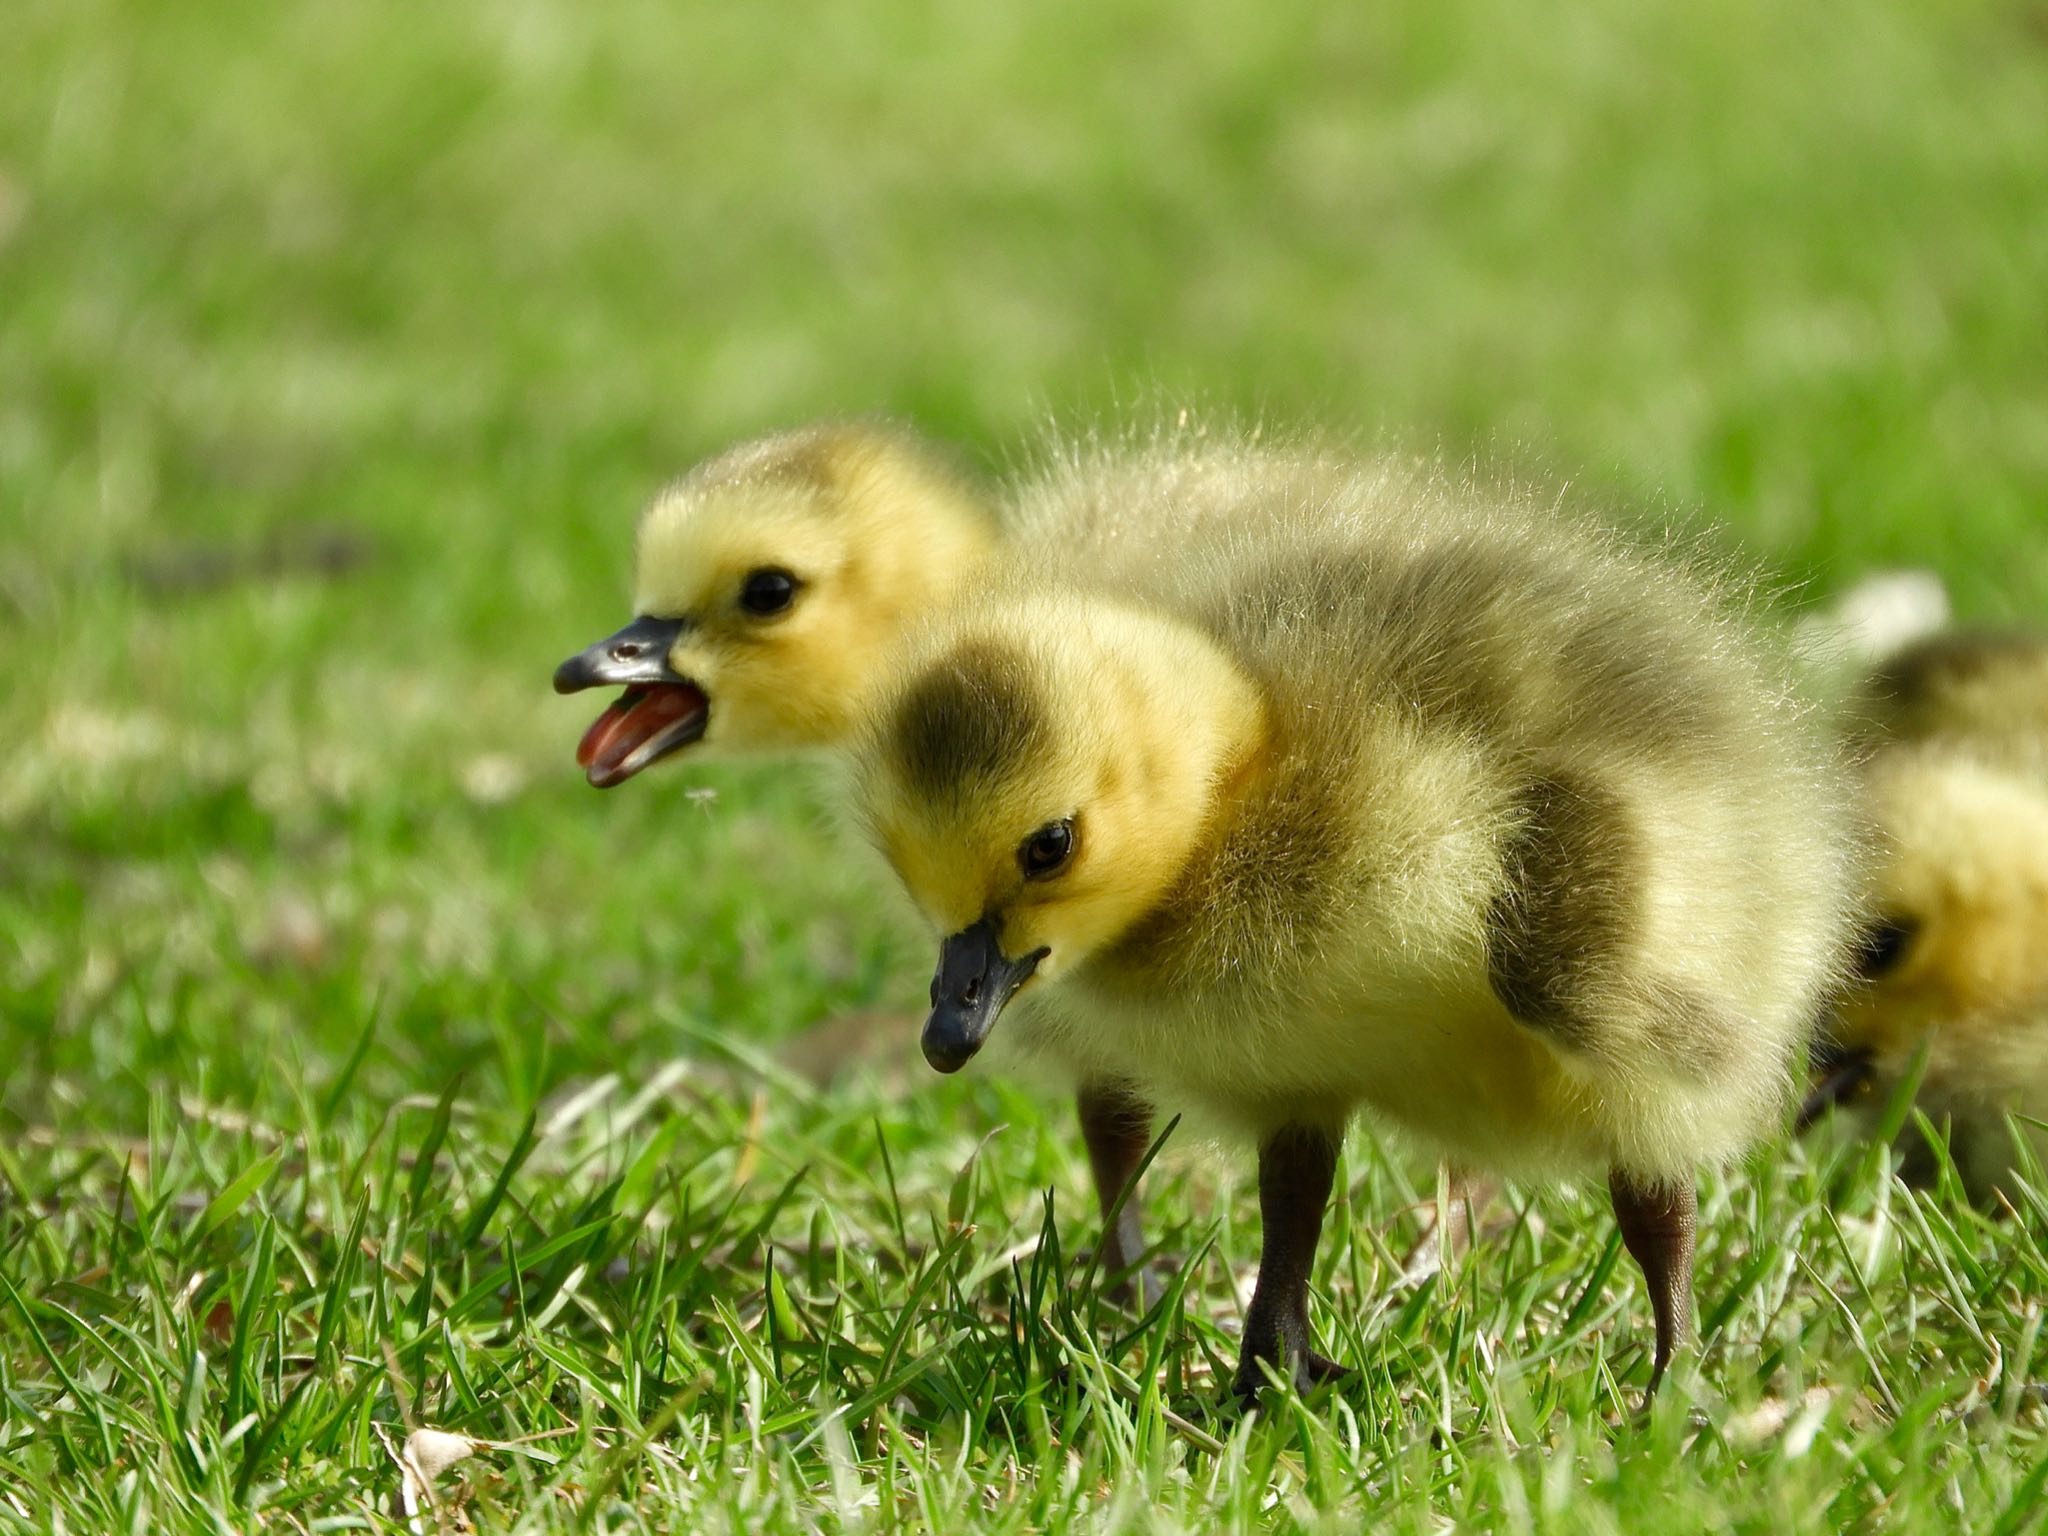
921,919 -> 1048,1073
554,615 -> 690,694
553,616 -> 710,788
1795,1040 -> 1876,1133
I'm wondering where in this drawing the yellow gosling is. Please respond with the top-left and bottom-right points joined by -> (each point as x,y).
852,458 -> 1860,1399
1804,630 -> 2048,1202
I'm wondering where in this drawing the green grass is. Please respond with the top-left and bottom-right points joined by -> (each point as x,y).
4,0 -> 2048,1527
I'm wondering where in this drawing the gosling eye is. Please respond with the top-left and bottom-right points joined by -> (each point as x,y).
738,567 -> 800,617
1855,916 -> 1919,980
1017,818 -> 1076,880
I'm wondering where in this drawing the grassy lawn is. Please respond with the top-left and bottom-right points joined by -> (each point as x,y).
4,0 -> 2048,1527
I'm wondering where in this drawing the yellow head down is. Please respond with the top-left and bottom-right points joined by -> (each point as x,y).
1805,629 -> 2048,1198
1814,748 -> 2048,1193
556,423 -> 998,784
853,591 -> 1264,1070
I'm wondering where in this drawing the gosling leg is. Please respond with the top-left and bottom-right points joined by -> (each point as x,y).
1608,1171 -> 1696,1393
1077,1082 -> 1154,1294
1234,1123 -> 1351,1400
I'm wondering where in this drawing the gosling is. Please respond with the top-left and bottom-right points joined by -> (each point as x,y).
851,458 -> 1859,1399
1802,629 -> 2048,1202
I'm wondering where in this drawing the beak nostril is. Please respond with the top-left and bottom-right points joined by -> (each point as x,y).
563,615 -> 687,694
961,977 -> 982,1007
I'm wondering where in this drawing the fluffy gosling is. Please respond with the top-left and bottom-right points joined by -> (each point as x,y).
852,459 -> 1859,1398
1802,629 -> 2048,1201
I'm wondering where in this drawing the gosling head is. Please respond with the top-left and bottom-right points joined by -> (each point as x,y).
854,595 -> 1263,1072
554,423 -> 996,786
1802,750 -> 2048,1180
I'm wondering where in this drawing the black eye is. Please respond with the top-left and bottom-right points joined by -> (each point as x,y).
1855,917 -> 1918,980
1018,819 -> 1075,879
739,567 -> 799,616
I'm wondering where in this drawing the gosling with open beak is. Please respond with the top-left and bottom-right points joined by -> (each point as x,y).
554,616 -> 709,788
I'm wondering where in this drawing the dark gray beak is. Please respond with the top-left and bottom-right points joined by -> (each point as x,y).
553,615 -> 689,694
1795,1040 -> 1876,1133
922,919 -> 1048,1073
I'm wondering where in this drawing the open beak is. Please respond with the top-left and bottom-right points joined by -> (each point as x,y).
553,616 -> 709,788
921,918 -> 1048,1073
1795,1040 -> 1876,1133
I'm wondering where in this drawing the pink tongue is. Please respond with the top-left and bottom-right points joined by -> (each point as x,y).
576,684 -> 706,783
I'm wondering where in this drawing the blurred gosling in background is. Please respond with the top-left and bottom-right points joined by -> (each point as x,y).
1803,601 -> 2048,1206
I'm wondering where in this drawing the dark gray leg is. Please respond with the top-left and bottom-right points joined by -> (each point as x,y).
1608,1171 -> 1696,1393
1077,1082 -> 1152,1283
1234,1123 -> 1351,1400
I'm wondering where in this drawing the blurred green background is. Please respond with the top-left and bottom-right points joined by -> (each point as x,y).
5,0 -> 2048,1126
5,0 -> 2048,1525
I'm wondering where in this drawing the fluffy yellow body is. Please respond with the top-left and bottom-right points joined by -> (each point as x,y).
855,445 -> 1862,1393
